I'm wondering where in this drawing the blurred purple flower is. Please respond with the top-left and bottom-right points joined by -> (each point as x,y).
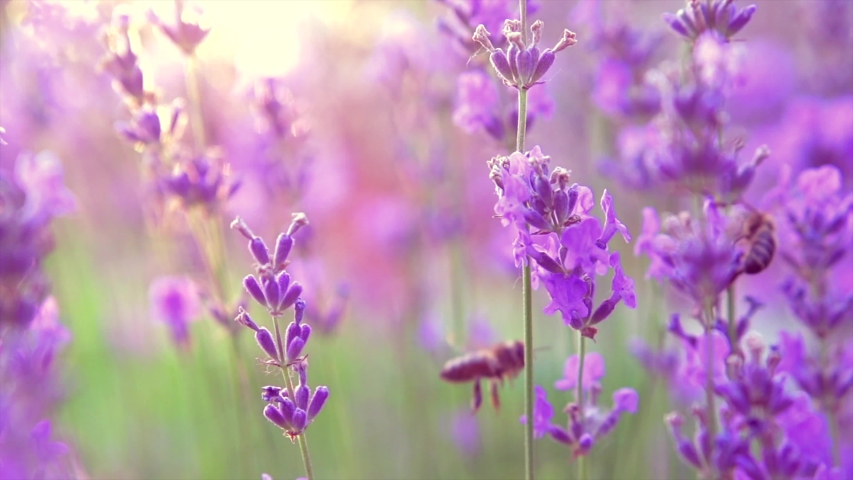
149,276 -> 201,349
148,0 -> 210,56
554,352 -> 605,392
663,0 -> 757,42
449,409 -> 481,457
519,385 -> 554,439
453,70 -> 502,139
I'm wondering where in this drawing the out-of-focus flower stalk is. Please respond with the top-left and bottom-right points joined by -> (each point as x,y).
576,333 -> 587,480
184,54 -> 206,150
515,4 -> 535,480
702,305 -> 718,474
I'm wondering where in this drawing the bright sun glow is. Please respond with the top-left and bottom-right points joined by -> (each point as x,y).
200,1 -> 352,77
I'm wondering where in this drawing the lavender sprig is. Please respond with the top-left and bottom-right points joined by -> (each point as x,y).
231,214 -> 325,480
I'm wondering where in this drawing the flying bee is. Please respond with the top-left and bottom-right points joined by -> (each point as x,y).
440,340 -> 525,413
735,209 -> 777,276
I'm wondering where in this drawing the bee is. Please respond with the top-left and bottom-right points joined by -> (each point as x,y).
440,340 -> 525,413
735,209 -> 777,276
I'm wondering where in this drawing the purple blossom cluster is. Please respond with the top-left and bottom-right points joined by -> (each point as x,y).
0,141 -> 77,476
487,146 -> 636,340
0,298 -> 75,479
100,4 -> 238,214
0,149 -> 76,328
521,353 -> 639,458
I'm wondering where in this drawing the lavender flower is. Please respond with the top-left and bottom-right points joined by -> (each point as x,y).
148,0 -> 211,56
637,201 -> 740,313
453,70 -> 503,139
232,213 -> 328,460
765,165 -> 853,339
0,150 -> 76,328
520,354 -> 639,457
487,147 -> 636,339
0,297 -> 74,478
149,276 -> 202,349
472,20 -> 576,91
663,0 -> 757,42
262,363 -> 329,440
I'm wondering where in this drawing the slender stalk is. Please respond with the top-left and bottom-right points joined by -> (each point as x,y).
726,284 -> 737,352
185,54 -> 206,150
703,307 -> 718,476
576,333 -> 587,480
515,8 -> 533,478
522,264 -> 534,480
272,316 -> 316,480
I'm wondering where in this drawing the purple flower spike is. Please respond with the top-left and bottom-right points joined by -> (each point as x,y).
473,21 -> 577,90
307,386 -> 329,421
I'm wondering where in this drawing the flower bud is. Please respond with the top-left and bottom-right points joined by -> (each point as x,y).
249,237 -> 270,265
264,404 -> 289,429
273,233 -> 293,269
279,397 -> 296,424
291,409 -> 307,431
243,275 -> 266,307
307,386 -> 329,421
280,282 -> 303,311
255,328 -> 279,361
262,277 -> 281,312
294,384 -> 310,410
286,337 -> 305,363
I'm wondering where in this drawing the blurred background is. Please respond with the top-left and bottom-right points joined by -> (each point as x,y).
0,0 -> 850,479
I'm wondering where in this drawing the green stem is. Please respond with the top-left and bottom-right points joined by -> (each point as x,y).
576,332 -> 587,480
522,264 -> 534,480
273,316 -> 316,480
516,2 -> 533,476
185,54 -> 206,150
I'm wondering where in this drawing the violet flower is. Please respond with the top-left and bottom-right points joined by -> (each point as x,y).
0,297 -> 75,478
472,20 -> 577,91
149,276 -> 202,349
453,70 -> 503,140
663,0 -> 757,42
766,165 -> 853,339
520,354 -> 639,457
148,0 -> 211,56
0,150 -> 76,328
488,146 -> 636,339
